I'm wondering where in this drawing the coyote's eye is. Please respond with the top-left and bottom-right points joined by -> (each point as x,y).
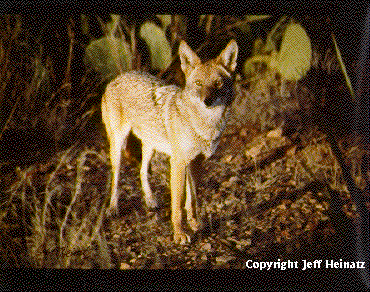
195,80 -> 202,87
215,79 -> 223,89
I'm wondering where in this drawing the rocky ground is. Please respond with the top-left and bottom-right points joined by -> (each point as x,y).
0,68 -> 365,285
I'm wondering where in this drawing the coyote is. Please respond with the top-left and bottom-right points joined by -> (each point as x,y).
101,39 -> 238,243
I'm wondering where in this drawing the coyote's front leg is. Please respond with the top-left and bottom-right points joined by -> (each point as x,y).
170,157 -> 190,244
185,165 -> 199,232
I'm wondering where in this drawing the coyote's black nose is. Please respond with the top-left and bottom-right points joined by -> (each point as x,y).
204,90 -> 219,107
204,87 -> 234,107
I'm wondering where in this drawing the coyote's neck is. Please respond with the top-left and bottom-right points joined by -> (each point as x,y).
177,91 -> 228,142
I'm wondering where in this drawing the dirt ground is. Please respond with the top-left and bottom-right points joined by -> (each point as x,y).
0,47 -> 368,290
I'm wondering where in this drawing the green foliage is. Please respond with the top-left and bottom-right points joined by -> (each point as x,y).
332,34 -> 355,98
156,15 -> 172,29
80,15 -> 89,36
27,58 -> 52,103
277,22 -> 312,80
244,15 -> 271,23
107,15 -> 120,31
264,16 -> 289,53
243,38 -> 266,77
243,18 -> 312,81
233,15 -> 271,34
252,38 -> 264,56
85,36 -> 132,78
139,21 -> 172,71
84,15 -> 132,79
84,15 -> 173,75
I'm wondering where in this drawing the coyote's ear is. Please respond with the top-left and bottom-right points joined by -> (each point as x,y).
179,40 -> 201,75
216,39 -> 238,72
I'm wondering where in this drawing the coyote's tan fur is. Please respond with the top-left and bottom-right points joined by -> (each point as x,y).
101,39 -> 238,243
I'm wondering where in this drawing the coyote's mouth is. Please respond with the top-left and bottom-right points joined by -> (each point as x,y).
204,93 -> 220,107
204,90 -> 233,107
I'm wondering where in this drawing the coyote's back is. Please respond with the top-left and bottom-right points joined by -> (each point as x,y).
102,72 -> 175,156
102,39 -> 238,243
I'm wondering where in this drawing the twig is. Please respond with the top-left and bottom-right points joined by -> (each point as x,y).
0,85 -> 22,142
63,17 -> 75,97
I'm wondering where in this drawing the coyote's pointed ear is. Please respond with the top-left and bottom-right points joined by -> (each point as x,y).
216,39 -> 238,72
179,40 -> 201,75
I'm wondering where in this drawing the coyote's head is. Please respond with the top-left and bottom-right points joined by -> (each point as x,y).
179,39 -> 238,107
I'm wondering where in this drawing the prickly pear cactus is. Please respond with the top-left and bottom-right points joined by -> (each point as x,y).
84,15 -> 132,79
243,19 -> 312,82
238,18 -> 311,131
139,21 -> 172,71
276,22 -> 312,81
156,15 -> 172,29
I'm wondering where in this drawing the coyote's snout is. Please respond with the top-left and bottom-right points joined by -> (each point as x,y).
101,39 -> 238,243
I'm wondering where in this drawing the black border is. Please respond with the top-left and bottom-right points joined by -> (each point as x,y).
0,1 -> 369,291
1,268 -> 369,291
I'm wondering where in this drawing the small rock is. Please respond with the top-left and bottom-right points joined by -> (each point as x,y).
286,145 -> 297,157
225,194 -> 238,206
240,128 -> 249,137
222,154 -> 233,163
245,144 -> 264,159
216,255 -> 236,263
221,181 -> 231,188
120,263 -> 131,270
266,127 -> 283,138
239,238 -> 252,246
201,243 -> 212,252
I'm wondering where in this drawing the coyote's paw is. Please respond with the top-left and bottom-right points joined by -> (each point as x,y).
144,195 -> 158,210
173,230 -> 191,244
188,218 -> 200,232
106,204 -> 119,217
